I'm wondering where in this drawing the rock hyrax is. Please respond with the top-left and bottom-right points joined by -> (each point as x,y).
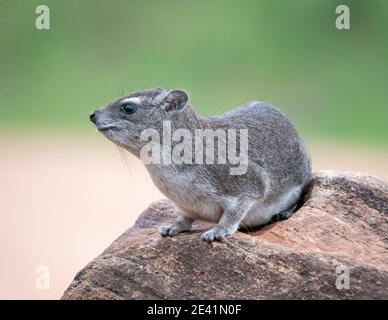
90,88 -> 311,242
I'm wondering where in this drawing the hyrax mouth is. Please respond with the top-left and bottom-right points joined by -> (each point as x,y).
96,125 -> 116,131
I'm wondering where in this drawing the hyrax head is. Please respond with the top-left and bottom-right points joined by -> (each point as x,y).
90,88 -> 188,155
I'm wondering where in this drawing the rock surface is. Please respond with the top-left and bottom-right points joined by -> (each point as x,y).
62,171 -> 388,300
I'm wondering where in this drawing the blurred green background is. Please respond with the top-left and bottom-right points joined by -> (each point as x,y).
0,0 -> 387,144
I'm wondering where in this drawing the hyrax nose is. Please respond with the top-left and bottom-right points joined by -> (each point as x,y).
89,111 -> 97,123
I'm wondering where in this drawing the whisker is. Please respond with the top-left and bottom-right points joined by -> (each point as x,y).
142,70 -> 159,90
117,146 -> 132,175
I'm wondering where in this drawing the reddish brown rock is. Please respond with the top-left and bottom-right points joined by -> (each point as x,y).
62,171 -> 388,300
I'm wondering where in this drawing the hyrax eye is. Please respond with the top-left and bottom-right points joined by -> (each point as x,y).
121,103 -> 138,114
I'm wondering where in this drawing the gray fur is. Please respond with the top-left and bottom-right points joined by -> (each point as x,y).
90,88 -> 312,242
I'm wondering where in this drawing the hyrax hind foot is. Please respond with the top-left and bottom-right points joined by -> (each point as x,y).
270,205 -> 297,223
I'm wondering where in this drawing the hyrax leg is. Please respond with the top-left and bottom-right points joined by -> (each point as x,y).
160,213 -> 194,237
201,199 -> 252,242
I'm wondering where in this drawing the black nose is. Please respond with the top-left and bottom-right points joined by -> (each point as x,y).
89,112 -> 96,123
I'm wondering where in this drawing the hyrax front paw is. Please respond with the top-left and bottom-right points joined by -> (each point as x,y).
201,226 -> 234,242
159,224 -> 187,237
160,225 -> 176,237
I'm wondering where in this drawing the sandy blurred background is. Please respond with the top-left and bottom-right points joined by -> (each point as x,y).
0,0 -> 387,299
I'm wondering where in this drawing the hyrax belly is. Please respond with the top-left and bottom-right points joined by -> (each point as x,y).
150,170 -> 224,222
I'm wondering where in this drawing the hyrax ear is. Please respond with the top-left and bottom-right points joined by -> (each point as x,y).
164,89 -> 188,112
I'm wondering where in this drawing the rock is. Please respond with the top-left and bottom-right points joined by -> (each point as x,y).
62,171 -> 388,300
